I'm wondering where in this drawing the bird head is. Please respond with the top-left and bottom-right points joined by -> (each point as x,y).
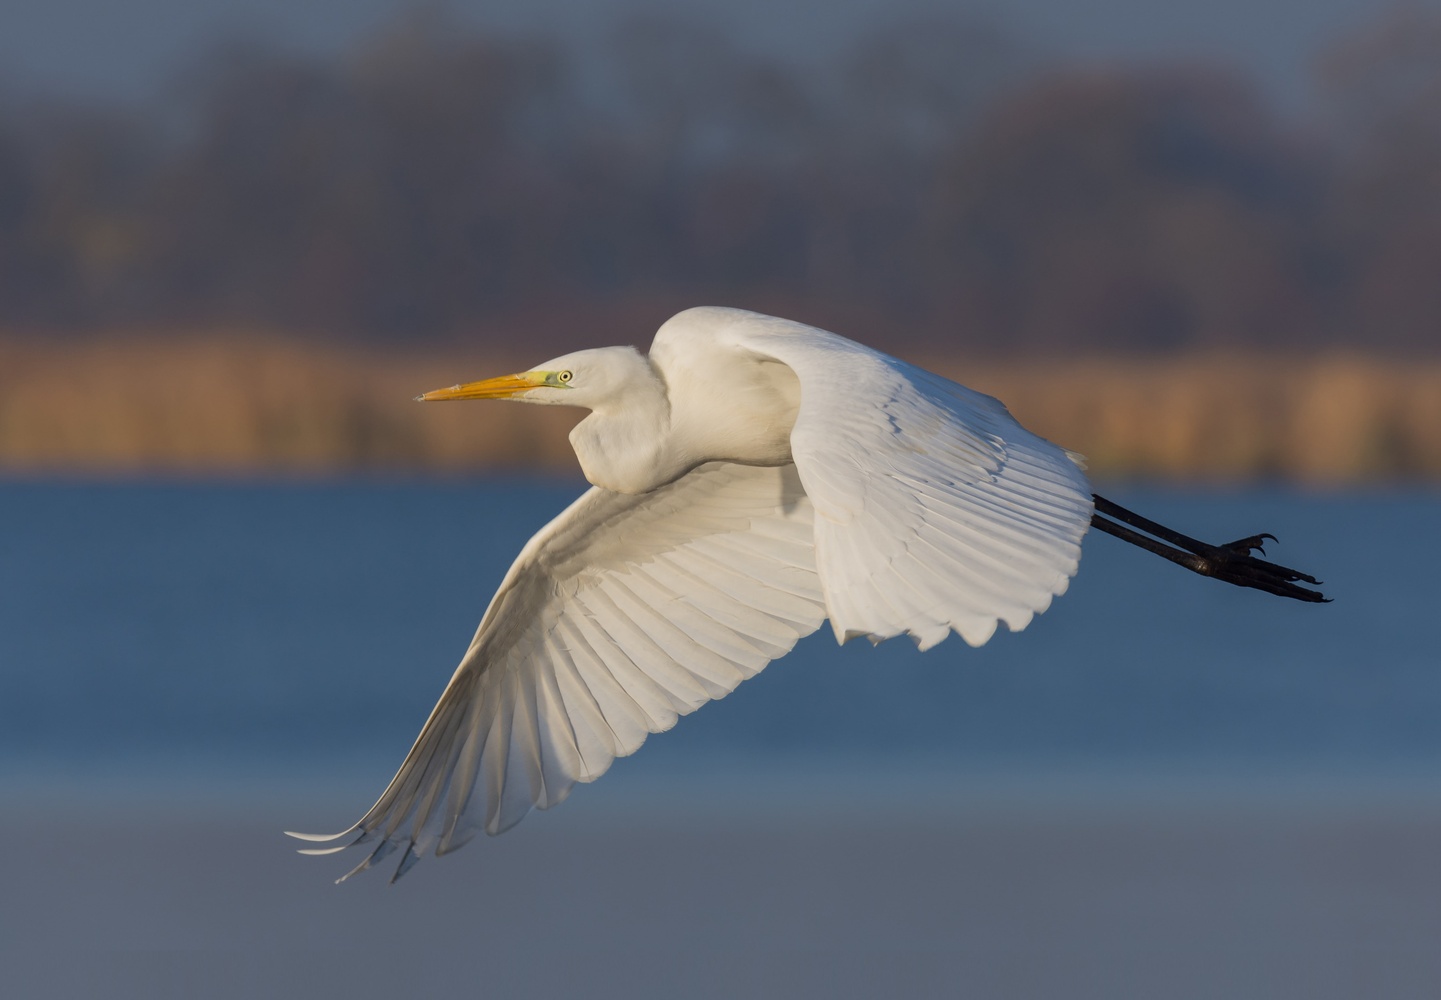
416,347 -> 652,409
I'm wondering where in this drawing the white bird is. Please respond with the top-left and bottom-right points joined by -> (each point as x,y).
290,306 -> 1325,882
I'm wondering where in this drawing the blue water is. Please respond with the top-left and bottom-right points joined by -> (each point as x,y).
2,477 -> 1437,788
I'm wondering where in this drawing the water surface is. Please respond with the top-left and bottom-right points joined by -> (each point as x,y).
2,479 -> 1437,997
1,479 -> 1435,781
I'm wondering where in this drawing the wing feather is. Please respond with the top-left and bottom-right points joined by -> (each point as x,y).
551,615 -> 651,755
539,633 -> 614,776
573,588 -> 695,720
291,462 -> 826,877
438,697 -> 487,851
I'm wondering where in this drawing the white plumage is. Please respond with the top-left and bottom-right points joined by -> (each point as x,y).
289,306 -> 1093,881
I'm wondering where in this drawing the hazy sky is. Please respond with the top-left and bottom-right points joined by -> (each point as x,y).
3,0 -> 1436,112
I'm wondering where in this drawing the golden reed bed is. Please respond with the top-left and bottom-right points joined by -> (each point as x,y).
3,335 -> 1439,483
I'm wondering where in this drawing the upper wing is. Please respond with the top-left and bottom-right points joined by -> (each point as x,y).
704,308 -> 1093,650
289,461 -> 825,881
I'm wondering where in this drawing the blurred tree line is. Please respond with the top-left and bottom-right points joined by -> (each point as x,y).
0,6 -> 1438,354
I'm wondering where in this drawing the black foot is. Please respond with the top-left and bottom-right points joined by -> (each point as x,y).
1220,533 -> 1276,556
1091,495 -> 1329,603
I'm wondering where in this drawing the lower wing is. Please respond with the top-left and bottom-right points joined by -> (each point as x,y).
288,461 -> 827,881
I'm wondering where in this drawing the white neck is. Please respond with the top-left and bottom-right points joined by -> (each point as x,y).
567,358 -> 682,493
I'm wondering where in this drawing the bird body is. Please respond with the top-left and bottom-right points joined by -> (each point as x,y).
291,306 -> 1321,882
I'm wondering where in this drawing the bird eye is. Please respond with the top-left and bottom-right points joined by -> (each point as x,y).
557,370 -> 573,384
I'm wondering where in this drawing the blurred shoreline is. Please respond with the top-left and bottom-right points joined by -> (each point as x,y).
4,334 -> 1440,483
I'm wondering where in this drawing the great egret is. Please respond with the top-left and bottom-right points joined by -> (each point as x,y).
290,306 -> 1325,882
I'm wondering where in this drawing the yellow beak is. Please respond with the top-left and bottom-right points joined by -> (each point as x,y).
415,373 -> 545,402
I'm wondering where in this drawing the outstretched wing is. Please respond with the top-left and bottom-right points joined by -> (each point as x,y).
290,462 -> 824,881
698,307 -> 1093,650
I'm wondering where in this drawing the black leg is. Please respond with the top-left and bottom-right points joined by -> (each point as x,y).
1091,494 -> 1329,604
